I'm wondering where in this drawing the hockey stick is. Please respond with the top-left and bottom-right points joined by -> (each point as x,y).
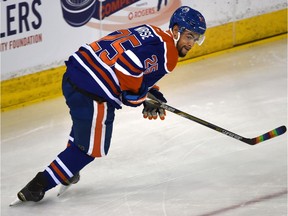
146,98 -> 286,145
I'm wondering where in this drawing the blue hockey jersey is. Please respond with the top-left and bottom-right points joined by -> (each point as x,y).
65,24 -> 178,109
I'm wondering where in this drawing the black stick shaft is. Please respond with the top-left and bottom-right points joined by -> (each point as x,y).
146,100 -> 286,145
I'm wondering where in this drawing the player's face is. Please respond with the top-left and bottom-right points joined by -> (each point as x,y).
177,30 -> 200,57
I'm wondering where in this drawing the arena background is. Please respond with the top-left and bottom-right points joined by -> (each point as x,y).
1,0 -> 287,111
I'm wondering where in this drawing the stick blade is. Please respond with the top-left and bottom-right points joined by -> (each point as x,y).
250,125 -> 287,145
277,125 -> 287,135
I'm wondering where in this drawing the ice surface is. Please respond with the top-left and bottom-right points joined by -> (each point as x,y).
1,38 -> 287,216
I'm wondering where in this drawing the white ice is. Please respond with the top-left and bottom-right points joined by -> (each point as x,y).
1,38 -> 287,216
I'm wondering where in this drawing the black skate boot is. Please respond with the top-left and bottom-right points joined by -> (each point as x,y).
70,172 -> 80,184
63,172 -> 80,185
57,172 -> 80,196
17,172 -> 48,202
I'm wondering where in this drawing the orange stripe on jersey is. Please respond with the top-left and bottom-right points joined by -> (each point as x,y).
150,26 -> 178,72
118,55 -> 142,74
91,103 -> 105,157
127,95 -> 147,105
79,51 -> 119,95
50,162 -> 68,184
115,68 -> 143,93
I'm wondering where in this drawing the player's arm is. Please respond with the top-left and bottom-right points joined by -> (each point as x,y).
114,50 -> 147,107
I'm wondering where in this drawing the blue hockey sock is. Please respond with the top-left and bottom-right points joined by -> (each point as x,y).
42,144 -> 94,191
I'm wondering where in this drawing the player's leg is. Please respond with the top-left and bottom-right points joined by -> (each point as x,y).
43,100 -> 115,191
57,101 -> 115,196
16,73 -> 115,202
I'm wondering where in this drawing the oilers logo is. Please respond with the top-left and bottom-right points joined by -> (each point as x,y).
61,0 -> 97,27
61,0 -> 140,27
134,26 -> 154,40
181,6 -> 190,13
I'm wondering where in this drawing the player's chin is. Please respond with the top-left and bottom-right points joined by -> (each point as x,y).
178,49 -> 188,57
179,47 -> 191,57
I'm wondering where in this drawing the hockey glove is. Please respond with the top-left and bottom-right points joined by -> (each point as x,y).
122,85 -> 148,107
142,88 -> 167,120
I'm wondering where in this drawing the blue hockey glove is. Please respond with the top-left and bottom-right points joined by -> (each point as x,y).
142,88 -> 167,120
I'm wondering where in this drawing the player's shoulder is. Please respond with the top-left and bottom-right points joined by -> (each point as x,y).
143,25 -> 178,72
148,25 -> 172,42
128,24 -> 178,72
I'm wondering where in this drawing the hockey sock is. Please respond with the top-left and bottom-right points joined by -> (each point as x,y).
43,144 -> 94,191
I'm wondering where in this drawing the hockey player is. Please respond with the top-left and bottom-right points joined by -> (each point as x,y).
12,6 -> 206,204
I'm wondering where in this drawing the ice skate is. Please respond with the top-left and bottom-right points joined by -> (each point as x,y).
10,172 -> 47,206
57,172 -> 80,197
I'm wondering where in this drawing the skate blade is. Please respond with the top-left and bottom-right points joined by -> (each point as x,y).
9,198 -> 22,207
57,185 -> 71,197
